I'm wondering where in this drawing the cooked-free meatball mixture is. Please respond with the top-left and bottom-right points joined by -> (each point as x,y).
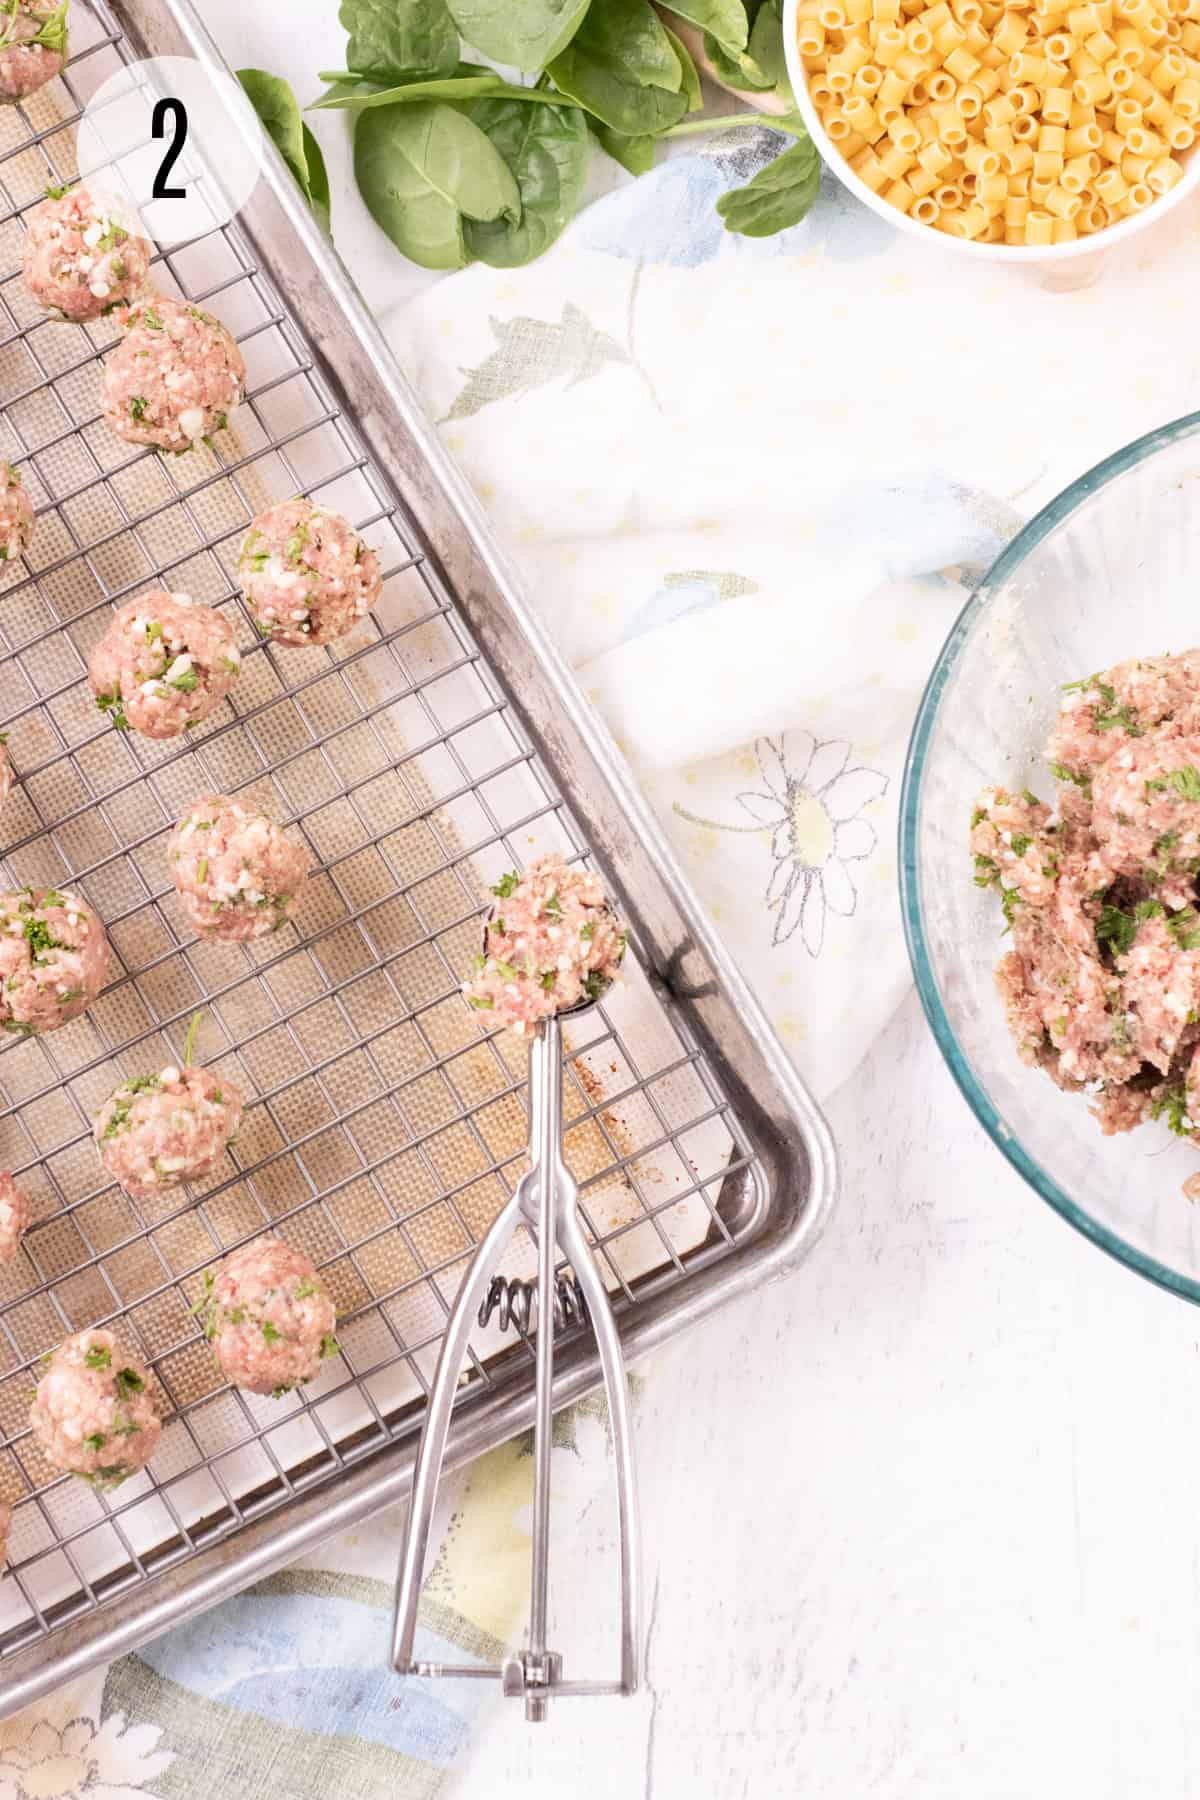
0,887 -> 110,1037
238,501 -> 382,646
88,591 -> 241,739
197,1234 -> 338,1396
30,1328 -> 160,1490
22,183 -> 152,322
94,1063 -> 243,1201
464,855 -> 627,1035
0,461 -> 33,566
101,297 -> 245,453
0,1 -> 67,104
972,651 -> 1200,1146
0,1173 -> 31,1264
168,794 -> 308,942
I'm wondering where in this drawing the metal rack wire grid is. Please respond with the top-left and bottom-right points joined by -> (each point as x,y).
0,0 -> 766,1662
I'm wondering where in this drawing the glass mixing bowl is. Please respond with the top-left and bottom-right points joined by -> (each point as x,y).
901,410 -> 1200,1303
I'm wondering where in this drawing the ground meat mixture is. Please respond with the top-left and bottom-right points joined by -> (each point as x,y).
22,183 -> 152,322
168,795 -> 308,941
197,1234 -> 338,1397
101,296 -> 245,454
94,1063 -> 243,1201
88,591 -> 241,739
0,1 -> 66,104
0,887 -> 110,1037
238,501 -> 382,646
973,651 -> 1200,1148
0,1173 -> 31,1264
0,736 -> 12,812
0,461 -> 32,566
464,855 -> 627,1035
30,1328 -> 160,1490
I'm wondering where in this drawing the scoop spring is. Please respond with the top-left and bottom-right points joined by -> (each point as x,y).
478,1271 -> 588,1335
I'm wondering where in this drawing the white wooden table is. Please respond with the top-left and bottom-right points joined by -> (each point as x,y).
202,9 -> 1200,1792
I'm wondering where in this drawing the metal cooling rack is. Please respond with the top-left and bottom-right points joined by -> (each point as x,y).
0,0 -> 835,1712
0,0 -> 834,1706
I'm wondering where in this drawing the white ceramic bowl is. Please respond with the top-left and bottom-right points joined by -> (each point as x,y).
782,0 -> 1200,263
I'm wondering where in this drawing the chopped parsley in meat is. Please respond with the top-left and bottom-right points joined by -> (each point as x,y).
971,647 -> 1200,1156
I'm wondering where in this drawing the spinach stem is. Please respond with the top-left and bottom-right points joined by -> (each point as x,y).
661,111 -> 800,139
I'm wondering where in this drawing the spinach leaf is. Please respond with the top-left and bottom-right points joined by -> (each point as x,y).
587,116 -> 656,174
302,127 -> 333,233
662,0 -> 749,51
237,70 -> 332,231
313,70 -> 583,110
546,0 -> 689,135
746,0 -> 791,94
354,100 -> 520,269
715,131 -> 821,233
339,0 -> 460,80
313,76 -> 386,105
461,96 -> 589,265
445,0 -> 590,72
703,27 -> 775,89
661,24 -> 703,111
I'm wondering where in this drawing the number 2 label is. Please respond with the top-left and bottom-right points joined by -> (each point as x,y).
151,97 -> 188,200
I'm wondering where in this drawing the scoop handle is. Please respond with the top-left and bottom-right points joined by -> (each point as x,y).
391,1183 -> 524,1673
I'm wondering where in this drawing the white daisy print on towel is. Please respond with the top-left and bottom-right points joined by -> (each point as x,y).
0,1702 -> 172,1800
675,733 -> 888,957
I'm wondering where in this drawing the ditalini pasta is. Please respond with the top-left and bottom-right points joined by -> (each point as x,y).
797,0 -> 1197,243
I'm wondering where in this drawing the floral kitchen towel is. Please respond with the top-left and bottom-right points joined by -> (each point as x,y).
0,1395 -> 629,1800
389,125 -> 1200,1101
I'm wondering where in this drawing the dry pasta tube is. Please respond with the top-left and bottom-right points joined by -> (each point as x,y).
849,146 -> 891,188
884,176 -> 918,207
917,136 -> 955,170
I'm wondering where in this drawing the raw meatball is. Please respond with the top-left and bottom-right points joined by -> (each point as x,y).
22,184 -> 152,322
198,1234 -> 338,1396
0,1173 -> 31,1264
88,591 -> 241,739
0,1 -> 67,104
29,1328 -> 160,1490
0,462 -> 33,565
0,886 -> 110,1037
101,296 -> 245,453
168,794 -> 308,941
0,736 -> 11,811
94,1063 -> 243,1202
465,855 -> 627,1035
238,501 -> 382,646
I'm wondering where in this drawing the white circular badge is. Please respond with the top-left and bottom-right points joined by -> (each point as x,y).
76,56 -> 266,245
